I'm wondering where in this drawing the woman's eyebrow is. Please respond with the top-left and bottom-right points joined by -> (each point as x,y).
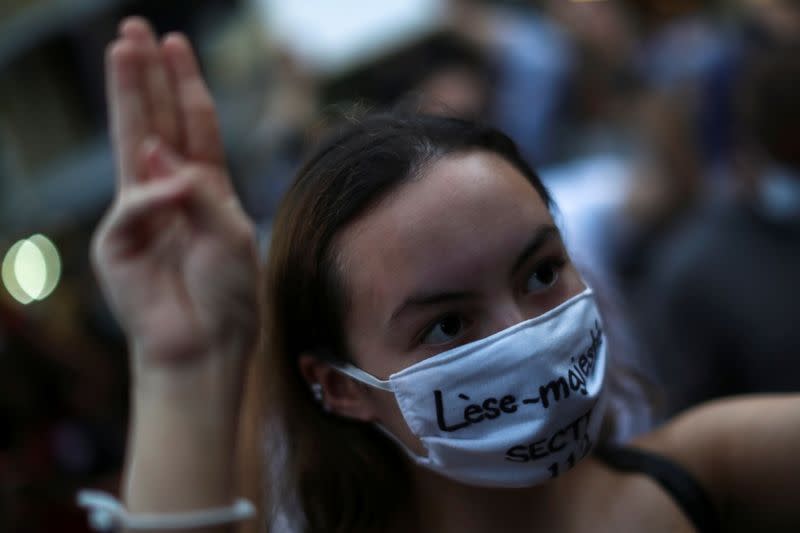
389,291 -> 477,323
510,225 -> 560,277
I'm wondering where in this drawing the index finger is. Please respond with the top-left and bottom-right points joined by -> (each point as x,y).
105,36 -> 150,189
121,17 -> 181,151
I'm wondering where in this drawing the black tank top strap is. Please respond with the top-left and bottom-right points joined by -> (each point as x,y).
594,444 -> 721,533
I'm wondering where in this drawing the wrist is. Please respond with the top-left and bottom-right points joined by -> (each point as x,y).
130,343 -> 248,402
129,328 -> 255,370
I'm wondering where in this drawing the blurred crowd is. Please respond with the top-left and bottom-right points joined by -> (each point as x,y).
2,0 -> 799,530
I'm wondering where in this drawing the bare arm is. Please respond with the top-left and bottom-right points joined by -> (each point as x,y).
91,17 -> 259,533
638,394 -> 800,532
122,356 -> 244,533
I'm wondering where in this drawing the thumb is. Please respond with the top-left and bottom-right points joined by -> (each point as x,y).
141,136 -> 183,179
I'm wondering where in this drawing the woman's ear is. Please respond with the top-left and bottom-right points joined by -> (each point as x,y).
298,353 -> 377,422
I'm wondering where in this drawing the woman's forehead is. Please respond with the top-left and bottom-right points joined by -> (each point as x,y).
336,150 -> 554,314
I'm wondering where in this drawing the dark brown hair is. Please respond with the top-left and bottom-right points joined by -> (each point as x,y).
238,113 -> 553,533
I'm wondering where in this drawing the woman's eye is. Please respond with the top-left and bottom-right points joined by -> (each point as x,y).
526,260 -> 562,294
421,314 -> 465,345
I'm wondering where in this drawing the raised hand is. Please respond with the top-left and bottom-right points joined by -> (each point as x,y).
91,18 -> 259,371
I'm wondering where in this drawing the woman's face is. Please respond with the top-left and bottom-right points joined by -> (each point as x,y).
329,150 -> 585,453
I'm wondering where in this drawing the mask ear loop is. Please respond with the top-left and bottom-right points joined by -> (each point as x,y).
372,422 -> 433,463
330,364 -> 433,463
331,363 -> 430,464
330,363 -> 394,391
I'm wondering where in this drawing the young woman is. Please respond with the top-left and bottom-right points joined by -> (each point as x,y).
89,17 -> 800,533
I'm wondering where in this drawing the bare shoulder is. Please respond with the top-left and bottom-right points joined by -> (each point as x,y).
631,394 -> 800,530
633,394 -> 799,466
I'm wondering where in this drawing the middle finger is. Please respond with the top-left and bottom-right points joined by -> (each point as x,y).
120,17 -> 181,153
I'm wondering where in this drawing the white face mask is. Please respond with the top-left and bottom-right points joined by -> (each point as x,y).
333,288 -> 608,488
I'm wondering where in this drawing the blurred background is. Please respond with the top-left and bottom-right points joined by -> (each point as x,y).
1,0 -> 799,530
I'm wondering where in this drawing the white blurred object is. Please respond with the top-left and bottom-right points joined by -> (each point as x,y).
541,154 -> 631,271
758,165 -> 800,222
1,233 -> 61,305
77,490 -> 255,531
253,0 -> 445,75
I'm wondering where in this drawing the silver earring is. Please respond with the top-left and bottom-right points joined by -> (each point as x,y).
311,383 -> 323,403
